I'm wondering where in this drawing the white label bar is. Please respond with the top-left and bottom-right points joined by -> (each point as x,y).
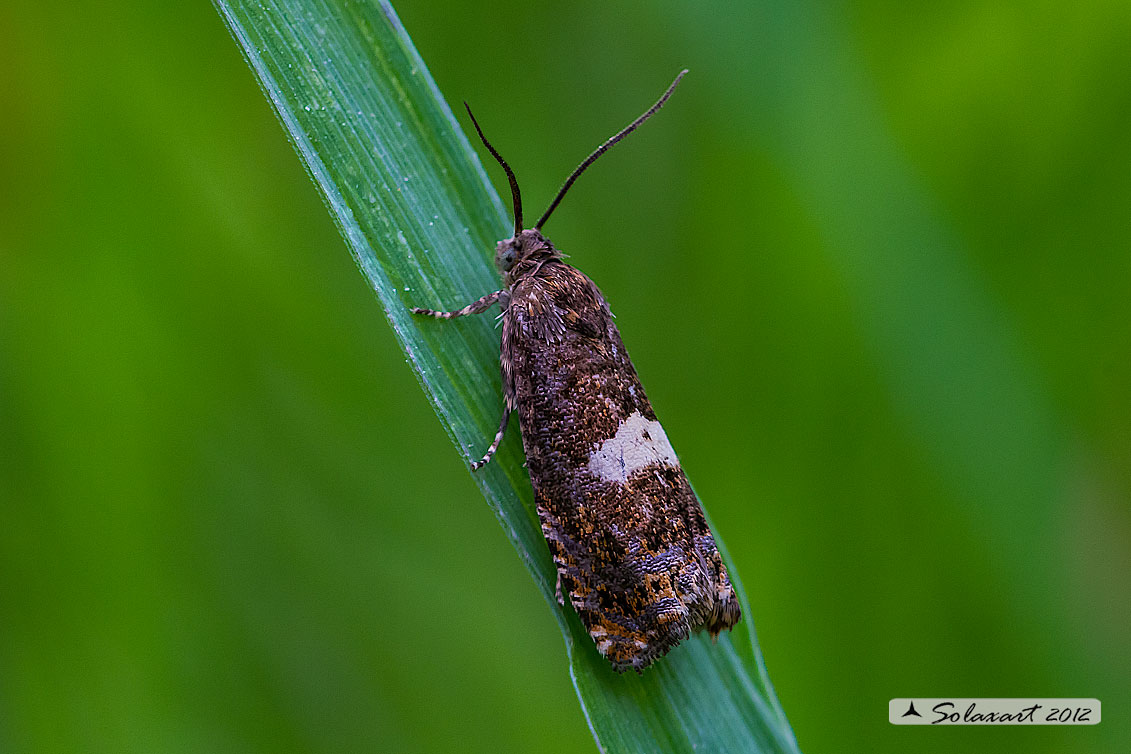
889,698 -> 1100,725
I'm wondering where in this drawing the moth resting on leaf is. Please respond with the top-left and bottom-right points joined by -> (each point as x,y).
412,71 -> 740,672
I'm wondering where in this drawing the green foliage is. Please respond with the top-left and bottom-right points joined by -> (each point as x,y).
213,1 -> 799,751
3,1 -> 1129,753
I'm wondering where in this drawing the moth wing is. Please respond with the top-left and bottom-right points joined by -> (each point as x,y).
504,262 -> 739,672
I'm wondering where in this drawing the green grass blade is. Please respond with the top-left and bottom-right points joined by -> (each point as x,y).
213,1 -> 799,750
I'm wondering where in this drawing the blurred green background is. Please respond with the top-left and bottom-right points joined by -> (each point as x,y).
2,1 -> 1128,752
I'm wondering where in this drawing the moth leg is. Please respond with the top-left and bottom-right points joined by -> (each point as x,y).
554,571 -> 565,607
470,404 -> 510,471
411,289 -> 503,319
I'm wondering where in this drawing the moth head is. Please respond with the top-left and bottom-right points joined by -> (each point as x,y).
495,229 -> 548,275
494,237 -> 519,273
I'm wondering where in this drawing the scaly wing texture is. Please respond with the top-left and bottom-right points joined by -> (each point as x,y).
502,262 -> 740,672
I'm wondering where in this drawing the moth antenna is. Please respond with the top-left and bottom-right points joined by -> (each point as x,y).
465,102 -> 523,237
535,69 -> 688,231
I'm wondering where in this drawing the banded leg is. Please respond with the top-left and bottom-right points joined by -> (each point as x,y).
471,405 -> 510,471
411,289 -> 503,319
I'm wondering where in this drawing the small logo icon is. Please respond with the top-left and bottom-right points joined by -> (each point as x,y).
901,701 -> 922,718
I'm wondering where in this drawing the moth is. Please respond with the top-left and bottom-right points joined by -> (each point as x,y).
412,71 -> 740,672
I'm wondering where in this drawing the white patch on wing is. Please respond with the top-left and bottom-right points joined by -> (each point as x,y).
588,411 -> 679,484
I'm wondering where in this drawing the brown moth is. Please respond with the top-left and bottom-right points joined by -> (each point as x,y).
412,71 -> 740,672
